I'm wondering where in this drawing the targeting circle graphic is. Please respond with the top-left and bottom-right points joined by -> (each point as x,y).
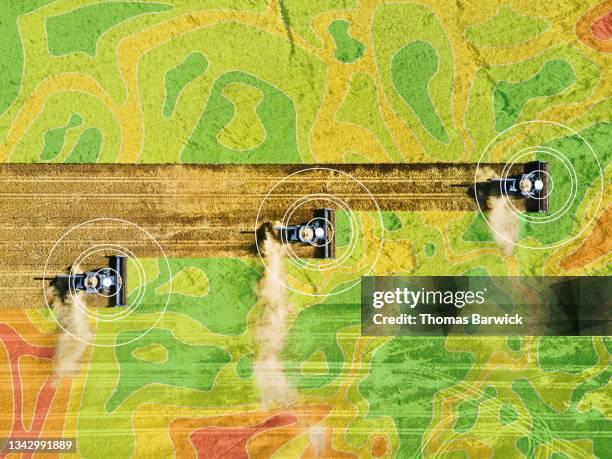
500,145 -> 576,223
475,121 -> 604,250
255,167 -> 384,297
43,217 -> 172,347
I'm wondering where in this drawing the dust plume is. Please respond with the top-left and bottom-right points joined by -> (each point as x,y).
308,425 -> 326,456
253,231 -> 296,409
475,168 -> 519,255
487,196 -> 519,256
46,267 -> 92,384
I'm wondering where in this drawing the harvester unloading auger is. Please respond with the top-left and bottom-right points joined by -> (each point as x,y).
0,162 -> 548,308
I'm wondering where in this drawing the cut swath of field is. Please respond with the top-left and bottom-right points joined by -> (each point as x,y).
0,163 -> 519,308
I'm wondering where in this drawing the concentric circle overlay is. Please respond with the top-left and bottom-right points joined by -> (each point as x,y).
255,167 -> 384,297
475,121 -> 604,250
43,218 -> 172,347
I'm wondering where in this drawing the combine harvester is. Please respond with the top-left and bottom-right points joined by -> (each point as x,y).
472,161 -> 549,213
271,207 -> 336,260
0,162 -> 548,307
38,256 -> 128,307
